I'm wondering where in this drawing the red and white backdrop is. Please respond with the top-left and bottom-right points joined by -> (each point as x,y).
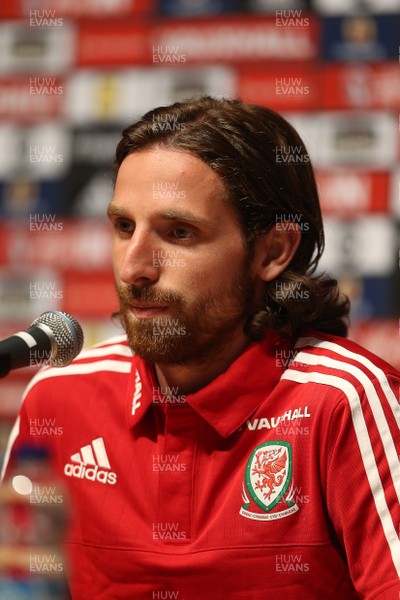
0,0 -> 399,452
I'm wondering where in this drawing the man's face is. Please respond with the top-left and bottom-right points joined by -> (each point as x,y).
108,147 -> 258,365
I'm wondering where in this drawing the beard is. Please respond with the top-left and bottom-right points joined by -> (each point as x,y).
115,262 -> 256,366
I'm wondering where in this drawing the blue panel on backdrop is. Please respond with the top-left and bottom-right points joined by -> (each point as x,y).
321,14 -> 400,61
0,179 -> 66,218
354,277 -> 394,319
158,0 -> 240,17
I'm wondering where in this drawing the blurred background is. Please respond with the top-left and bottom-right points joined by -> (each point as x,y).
0,0 -> 399,458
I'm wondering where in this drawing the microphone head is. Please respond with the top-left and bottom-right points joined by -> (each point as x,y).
31,311 -> 84,367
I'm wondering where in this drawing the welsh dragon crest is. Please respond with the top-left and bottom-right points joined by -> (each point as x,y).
252,446 -> 288,501
240,441 -> 299,520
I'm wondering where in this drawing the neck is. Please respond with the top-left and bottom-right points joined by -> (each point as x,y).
154,329 -> 251,396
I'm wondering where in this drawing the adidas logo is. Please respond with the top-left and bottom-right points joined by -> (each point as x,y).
64,437 -> 117,485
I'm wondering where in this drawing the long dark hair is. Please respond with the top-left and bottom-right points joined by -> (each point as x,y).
114,96 -> 349,339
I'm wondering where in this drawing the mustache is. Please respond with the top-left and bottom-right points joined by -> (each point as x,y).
118,284 -> 184,306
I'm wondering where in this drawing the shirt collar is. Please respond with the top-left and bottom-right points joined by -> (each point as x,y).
126,331 -> 292,437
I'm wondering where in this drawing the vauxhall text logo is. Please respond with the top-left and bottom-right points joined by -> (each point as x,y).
64,437 -> 116,485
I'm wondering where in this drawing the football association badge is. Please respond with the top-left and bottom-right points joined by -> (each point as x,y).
240,440 -> 299,521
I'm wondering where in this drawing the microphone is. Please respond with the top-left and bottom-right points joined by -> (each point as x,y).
0,311 -> 84,378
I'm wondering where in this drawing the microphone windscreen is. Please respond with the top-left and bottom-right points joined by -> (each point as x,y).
31,311 -> 84,367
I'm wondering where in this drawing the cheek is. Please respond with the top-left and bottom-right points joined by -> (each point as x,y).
178,246 -> 246,291
111,243 -> 124,281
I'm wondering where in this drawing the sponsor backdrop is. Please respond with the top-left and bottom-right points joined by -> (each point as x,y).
0,0 -> 399,457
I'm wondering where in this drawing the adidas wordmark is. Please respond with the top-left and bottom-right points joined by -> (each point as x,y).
64,437 -> 117,485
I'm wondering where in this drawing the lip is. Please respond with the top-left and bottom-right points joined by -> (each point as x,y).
128,303 -> 168,319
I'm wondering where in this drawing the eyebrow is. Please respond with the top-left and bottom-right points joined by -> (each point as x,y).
161,209 -> 210,227
107,204 -> 127,218
107,204 -> 211,227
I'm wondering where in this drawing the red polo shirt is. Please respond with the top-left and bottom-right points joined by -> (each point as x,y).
2,330 -> 400,599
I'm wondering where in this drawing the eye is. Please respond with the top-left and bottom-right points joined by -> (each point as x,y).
114,219 -> 134,237
170,227 -> 194,241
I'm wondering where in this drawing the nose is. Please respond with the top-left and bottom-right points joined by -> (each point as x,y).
118,230 -> 160,287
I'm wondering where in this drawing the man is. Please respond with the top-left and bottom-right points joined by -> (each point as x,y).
2,96 -> 399,599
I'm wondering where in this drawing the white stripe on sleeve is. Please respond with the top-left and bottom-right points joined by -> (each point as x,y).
1,416 -> 21,482
294,350 -> 400,504
282,368 -> 400,578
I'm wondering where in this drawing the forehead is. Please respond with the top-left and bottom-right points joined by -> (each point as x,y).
117,147 -> 222,185
112,147 -> 235,221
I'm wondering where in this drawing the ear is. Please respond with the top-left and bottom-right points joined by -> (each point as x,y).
252,223 -> 301,282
